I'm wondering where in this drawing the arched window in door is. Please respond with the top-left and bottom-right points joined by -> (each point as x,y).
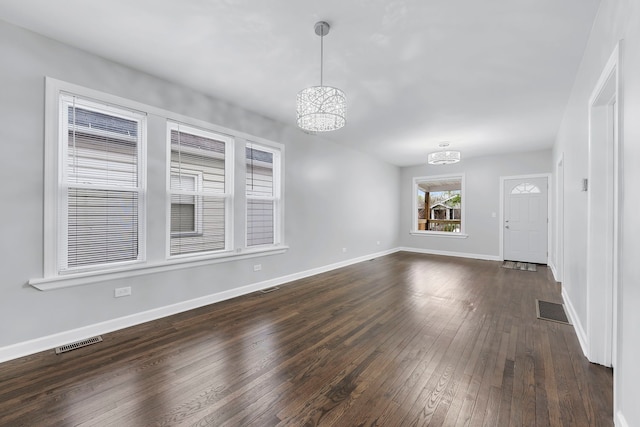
511,182 -> 541,194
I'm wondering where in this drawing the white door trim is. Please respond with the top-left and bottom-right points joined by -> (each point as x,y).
552,154 -> 564,282
586,41 -> 622,371
499,173 -> 551,263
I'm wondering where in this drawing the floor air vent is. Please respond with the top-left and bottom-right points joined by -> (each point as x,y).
536,300 -> 571,325
55,336 -> 103,354
260,287 -> 280,294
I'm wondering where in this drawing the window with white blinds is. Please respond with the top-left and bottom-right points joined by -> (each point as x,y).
246,144 -> 280,247
39,79 -> 287,287
168,123 -> 232,257
60,94 -> 146,272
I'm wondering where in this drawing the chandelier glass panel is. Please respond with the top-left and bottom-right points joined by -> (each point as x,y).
296,21 -> 346,132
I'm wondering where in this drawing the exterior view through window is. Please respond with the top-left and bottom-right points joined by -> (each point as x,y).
168,123 -> 230,257
415,176 -> 463,233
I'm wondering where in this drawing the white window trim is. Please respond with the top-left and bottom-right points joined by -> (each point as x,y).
411,173 -> 468,239
36,77 -> 287,290
245,142 -> 283,248
50,89 -> 148,276
30,245 -> 289,291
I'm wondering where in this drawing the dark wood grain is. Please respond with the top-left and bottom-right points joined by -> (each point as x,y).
0,252 -> 613,426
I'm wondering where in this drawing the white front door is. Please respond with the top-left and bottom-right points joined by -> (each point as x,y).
503,177 -> 548,264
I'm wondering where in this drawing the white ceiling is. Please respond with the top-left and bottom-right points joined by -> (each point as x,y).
0,0 -> 601,166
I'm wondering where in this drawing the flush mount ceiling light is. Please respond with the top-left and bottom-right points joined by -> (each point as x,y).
296,21 -> 346,132
428,142 -> 461,165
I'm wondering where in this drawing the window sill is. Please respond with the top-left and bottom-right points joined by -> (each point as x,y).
29,245 -> 289,291
409,231 -> 469,239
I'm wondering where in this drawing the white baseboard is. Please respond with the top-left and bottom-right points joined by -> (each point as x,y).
616,411 -> 629,427
548,262 -> 560,282
398,246 -> 501,261
0,247 -> 399,364
561,287 -> 589,359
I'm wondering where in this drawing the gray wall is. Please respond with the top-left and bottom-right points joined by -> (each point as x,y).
399,150 -> 552,258
553,0 -> 640,425
0,20 -> 400,348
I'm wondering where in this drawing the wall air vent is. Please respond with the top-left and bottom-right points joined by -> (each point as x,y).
55,336 -> 103,354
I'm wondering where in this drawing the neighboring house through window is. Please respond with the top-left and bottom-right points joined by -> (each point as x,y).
413,174 -> 465,235
168,123 -> 232,257
170,171 -> 201,234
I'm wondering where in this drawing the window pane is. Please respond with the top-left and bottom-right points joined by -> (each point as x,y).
246,146 -> 276,247
170,174 -> 197,234
67,107 -> 138,188
171,201 -> 195,233
171,130 -> 225,193
62,97 -> 143,272
247,199 -> 274,246
169,127 -> 228,256
246,147 -> 273,197
511,183 -> 541,194
171,174 -> 196,191
416,178 -> 462,233
67,188 -> 138,268
170,196 -> 226,255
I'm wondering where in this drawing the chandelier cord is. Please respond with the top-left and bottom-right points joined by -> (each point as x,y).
320,30 -> 324,87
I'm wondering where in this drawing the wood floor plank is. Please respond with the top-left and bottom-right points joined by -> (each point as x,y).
0,252 -> 613,426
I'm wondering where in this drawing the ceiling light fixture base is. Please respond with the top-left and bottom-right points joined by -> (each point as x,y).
314,21 -> 330,36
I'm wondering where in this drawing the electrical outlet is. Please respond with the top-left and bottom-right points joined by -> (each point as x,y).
114,287 -> 131,298
253,264 -> 262,271
342,247 -> 347,253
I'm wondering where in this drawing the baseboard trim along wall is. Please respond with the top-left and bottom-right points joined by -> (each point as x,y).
0,248 -> 399,364
561,287 -> 589,358
616,411 -> 629,427
398,246 -> 501,261
548,262 -> 560,282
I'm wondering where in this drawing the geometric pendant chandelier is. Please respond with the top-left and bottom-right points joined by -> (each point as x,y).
296,21 -> 346,132
427,142 -> 461,165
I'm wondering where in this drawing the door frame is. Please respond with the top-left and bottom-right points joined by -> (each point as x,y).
586,41 -> 622,369
499,173 -> 551,264
553,155 -> 564,282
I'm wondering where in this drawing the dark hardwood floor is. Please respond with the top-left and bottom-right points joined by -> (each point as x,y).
0,252 -> 613,426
